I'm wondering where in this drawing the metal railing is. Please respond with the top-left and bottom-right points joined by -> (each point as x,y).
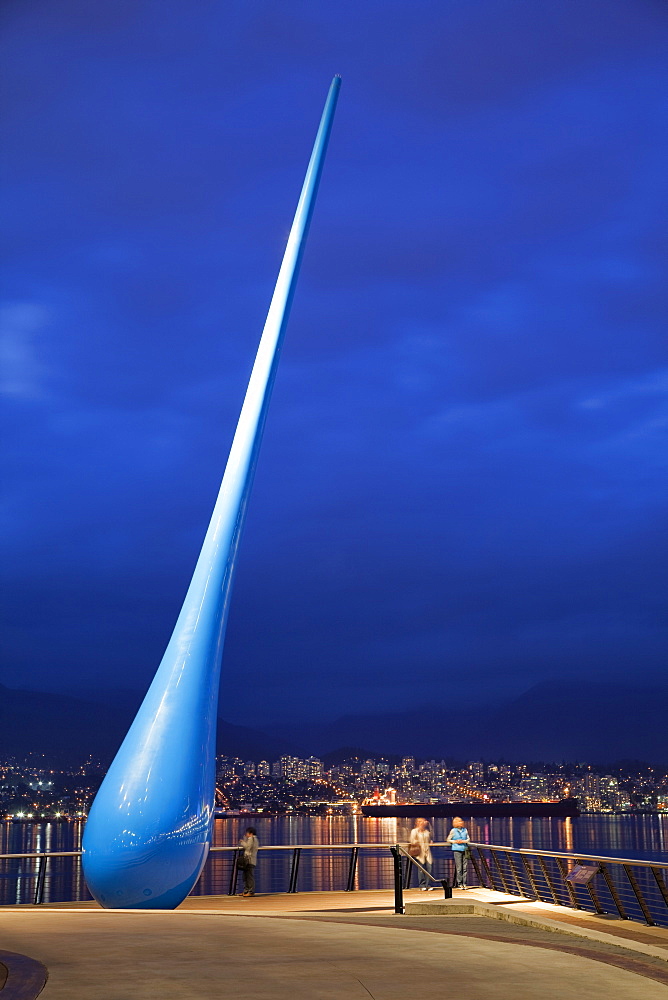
0,843 -> 397,906
1,841 -> 667,927
205,843 -> 393,898
0,850 -> 84,906
391,844 -> 452,913
466,843 -> 668,928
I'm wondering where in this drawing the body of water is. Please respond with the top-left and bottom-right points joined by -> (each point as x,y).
1,813 -> 667,906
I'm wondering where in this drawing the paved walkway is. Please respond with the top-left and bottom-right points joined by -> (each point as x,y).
1,888 -> 667,998
41,885 -> 668,955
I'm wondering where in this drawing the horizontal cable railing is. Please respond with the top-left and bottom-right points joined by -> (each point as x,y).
200,843 -> 395,898
1,841 -> 667,926
465,842 -> 668,928
0,844 -> 398,905
0,850 -> 87,907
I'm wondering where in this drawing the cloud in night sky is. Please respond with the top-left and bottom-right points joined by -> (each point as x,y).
1,0 -> 667,727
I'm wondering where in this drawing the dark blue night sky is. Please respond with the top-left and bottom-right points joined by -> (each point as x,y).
2,1 -> 667,732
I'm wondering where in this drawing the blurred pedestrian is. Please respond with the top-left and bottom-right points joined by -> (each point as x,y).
446,816 -> 470,889
409,817 -> 434,890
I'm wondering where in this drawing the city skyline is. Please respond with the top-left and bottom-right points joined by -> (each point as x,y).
3,749 -> 667,820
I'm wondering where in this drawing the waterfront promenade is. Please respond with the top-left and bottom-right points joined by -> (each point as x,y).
2,886 -> 668,998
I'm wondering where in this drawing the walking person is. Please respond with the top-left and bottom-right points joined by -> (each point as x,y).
447,816 -> 470,889
238,826 -> 259,897
408,817 -> 434,890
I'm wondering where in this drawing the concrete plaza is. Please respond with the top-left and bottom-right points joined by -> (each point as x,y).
2,887 -> 668,998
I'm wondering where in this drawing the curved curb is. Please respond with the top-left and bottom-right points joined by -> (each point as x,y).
403,898 -> 668,962
0,951 -> 47,999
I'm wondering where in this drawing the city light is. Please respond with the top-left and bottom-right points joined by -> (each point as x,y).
1,753 -> 665,820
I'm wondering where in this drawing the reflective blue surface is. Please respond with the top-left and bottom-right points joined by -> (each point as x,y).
82,77 -> 340,909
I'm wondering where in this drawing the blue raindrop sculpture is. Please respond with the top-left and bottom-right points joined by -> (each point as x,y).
82,76 -> 341,909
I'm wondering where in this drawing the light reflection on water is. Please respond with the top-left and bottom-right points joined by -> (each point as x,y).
1,813 -> 666,904
211,813 -> 668,860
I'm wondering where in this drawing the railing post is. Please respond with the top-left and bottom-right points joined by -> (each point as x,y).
536,855 -> 561,906
555,856 -> 580,909
578,860 -> 605,915
33,855 -> 47,906
345,846 -> 359,891
440,855 -> 453,898
598,862 -> 627,920
519,854 -> 543,902
477,848 -> 496,890
469,850 -> 485,889
391,847 -> 404,914
651,868 -> 668,910
489,849 -> 512,894
402,854 -> 413,889
288,848 -> 301,893
505,851 -> 526,897
228,851 -> 240,895
623,864 -> 655,926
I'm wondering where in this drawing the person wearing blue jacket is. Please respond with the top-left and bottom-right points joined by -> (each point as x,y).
446,816 -> 470,889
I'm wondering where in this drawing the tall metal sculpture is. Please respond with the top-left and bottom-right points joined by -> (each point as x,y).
82,76 -> 341,909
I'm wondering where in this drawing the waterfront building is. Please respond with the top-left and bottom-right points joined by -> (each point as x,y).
216,756 -> 242,781
401,757 -> 416,775
584,773 -> 602,812
497,765 -> 513,787
599,776 -> 621,812
306,757 -> 323,779
519,774 -> 550,801
468,761 -> 484,781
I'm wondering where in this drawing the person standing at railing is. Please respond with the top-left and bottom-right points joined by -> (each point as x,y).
446,816 -> 470,890
238,827 -> 259,897
409,817 -> 434,890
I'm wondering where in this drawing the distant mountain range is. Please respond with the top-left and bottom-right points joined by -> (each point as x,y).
0,683 -> 305,766
1,679 -> 666,767
264,680 -> 668,766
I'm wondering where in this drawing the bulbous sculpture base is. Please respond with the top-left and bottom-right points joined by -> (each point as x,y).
83,841 -> 210,910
